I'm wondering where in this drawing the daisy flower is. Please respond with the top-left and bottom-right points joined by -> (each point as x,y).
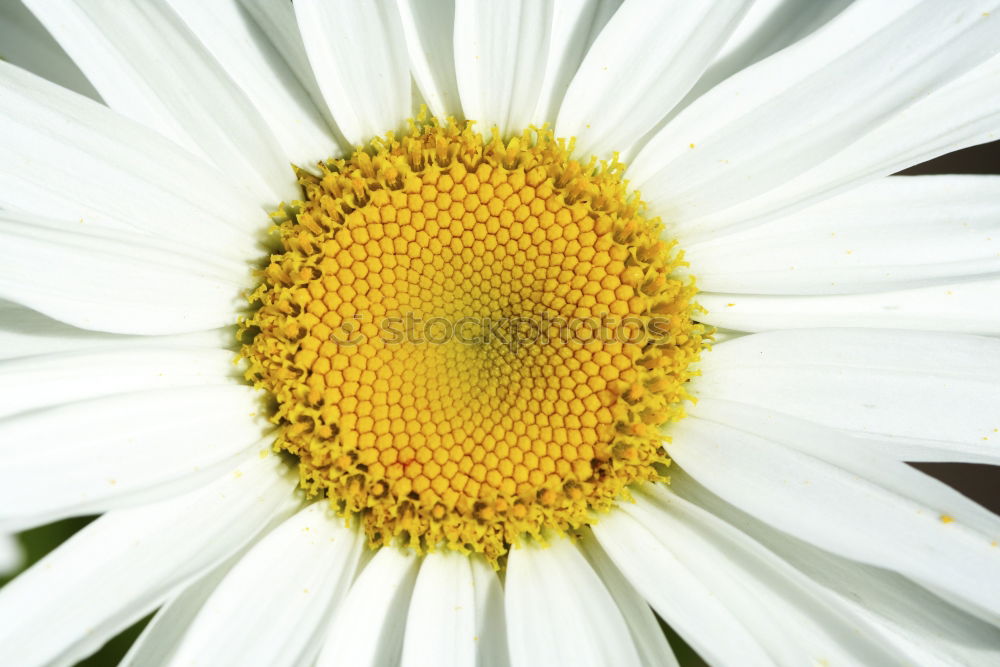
1,1 -> 1000,665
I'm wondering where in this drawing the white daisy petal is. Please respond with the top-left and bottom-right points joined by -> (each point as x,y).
470,555 -> 509,667
630,1 -> 1000,229
453,0 -> 553,137
398,0 -> 462,120
505,537 -> 642,667
237,0 -> 334,130
699,277 -> 1000,335
672,469 -> 1000,667
0,346 -> 241,420
121,555 -> 239,667
0,0 -> 99,100
532,0 -> 621,125
610,485 -> 905,666
0,532 -> 22,577
0,301 -> 234,361
686,175 -> 1000,295
0,454 -> 299,667
400,551 -> 503,667
694,329 -> 1000,464
670,402 -> 1000,626
316,547 -> 419,667
685,53 -> 1000,240
577,532 -> 679,667
165,0 -> 342,165
590,509 -> 772,666
0,62 -> 262,259
668,0 -> 851,123
23,0 -> 297,204
0,386 -> 271,531
556,0 -> 750,160
0,210 -> 246,335
168,503 -> 363,667
295,0 -> 411,147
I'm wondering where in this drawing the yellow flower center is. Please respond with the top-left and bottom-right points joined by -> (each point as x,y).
241,119 -> 704,563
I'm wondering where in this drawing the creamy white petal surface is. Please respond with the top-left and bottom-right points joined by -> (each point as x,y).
0,389 -> 270,531
166,0 -> 341,165
316,547 -> 419,667
0,455 -> 299,666
0,210 -> 246,335
24,0 -> 298,204
0,0 -> 99,100
694,329 -> 1000,464
167,503 -> 362,667
0,62 -> 262,259
398,0 -> 462,120
454,0 -> 552,137
121,556 -> 240,667
400,551 -> 506,667
670,404 -> 1000,626
296,0 -> 411,146
557,0 -> 749,160
686,175 -> 1000,295
505,538 -> 642,667
578,533 -> 678,667
532,0 -> 620,125
0,301 -> 233,360
0,533 -> 22,578
631,0 -> 1000,228
605,486 -> 905,665
672,469 -> 1000,667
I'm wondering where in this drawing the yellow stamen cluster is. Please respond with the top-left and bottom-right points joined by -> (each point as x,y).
241,119 -> 704,563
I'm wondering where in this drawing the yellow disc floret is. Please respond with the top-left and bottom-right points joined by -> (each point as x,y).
241,119 -> 705,563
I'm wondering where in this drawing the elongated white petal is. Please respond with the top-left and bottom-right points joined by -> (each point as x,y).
590,511 -> 772,666
400,551 -> 499,667
505,538 -> 641,667
398,0 -> 462,120
0,0 -> 99,100
694,329 -> 1000,464
316,547 -> 419,667
609,485 -> 905,666
670,403 -> 1000,625
454,1 -> 552,137
166,0 -> 341,165
533,0 -> 621,125
0,386 -> 270,531
686,175 -> 1000,295
237,0 -> 334,131
121,554 -> 239,667
295,0 -> 411,146
685,53 -> 1000,240
557,0 -> 749,159
630,1 -> 1000,229
672,469 -> 1000,667
0,210 -> 246,334
578,533 -> 678,667
669,0 -> 851,123
24,0 -> 298,204
0,346 -> 240,420
0,301 -> 234,361
0,62 -> 262,259
0,533 -> 22,577
470,555 -> 509,667
699,277 -> 1000,335
0,454 -> 299,666
168,503 -> 363,667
